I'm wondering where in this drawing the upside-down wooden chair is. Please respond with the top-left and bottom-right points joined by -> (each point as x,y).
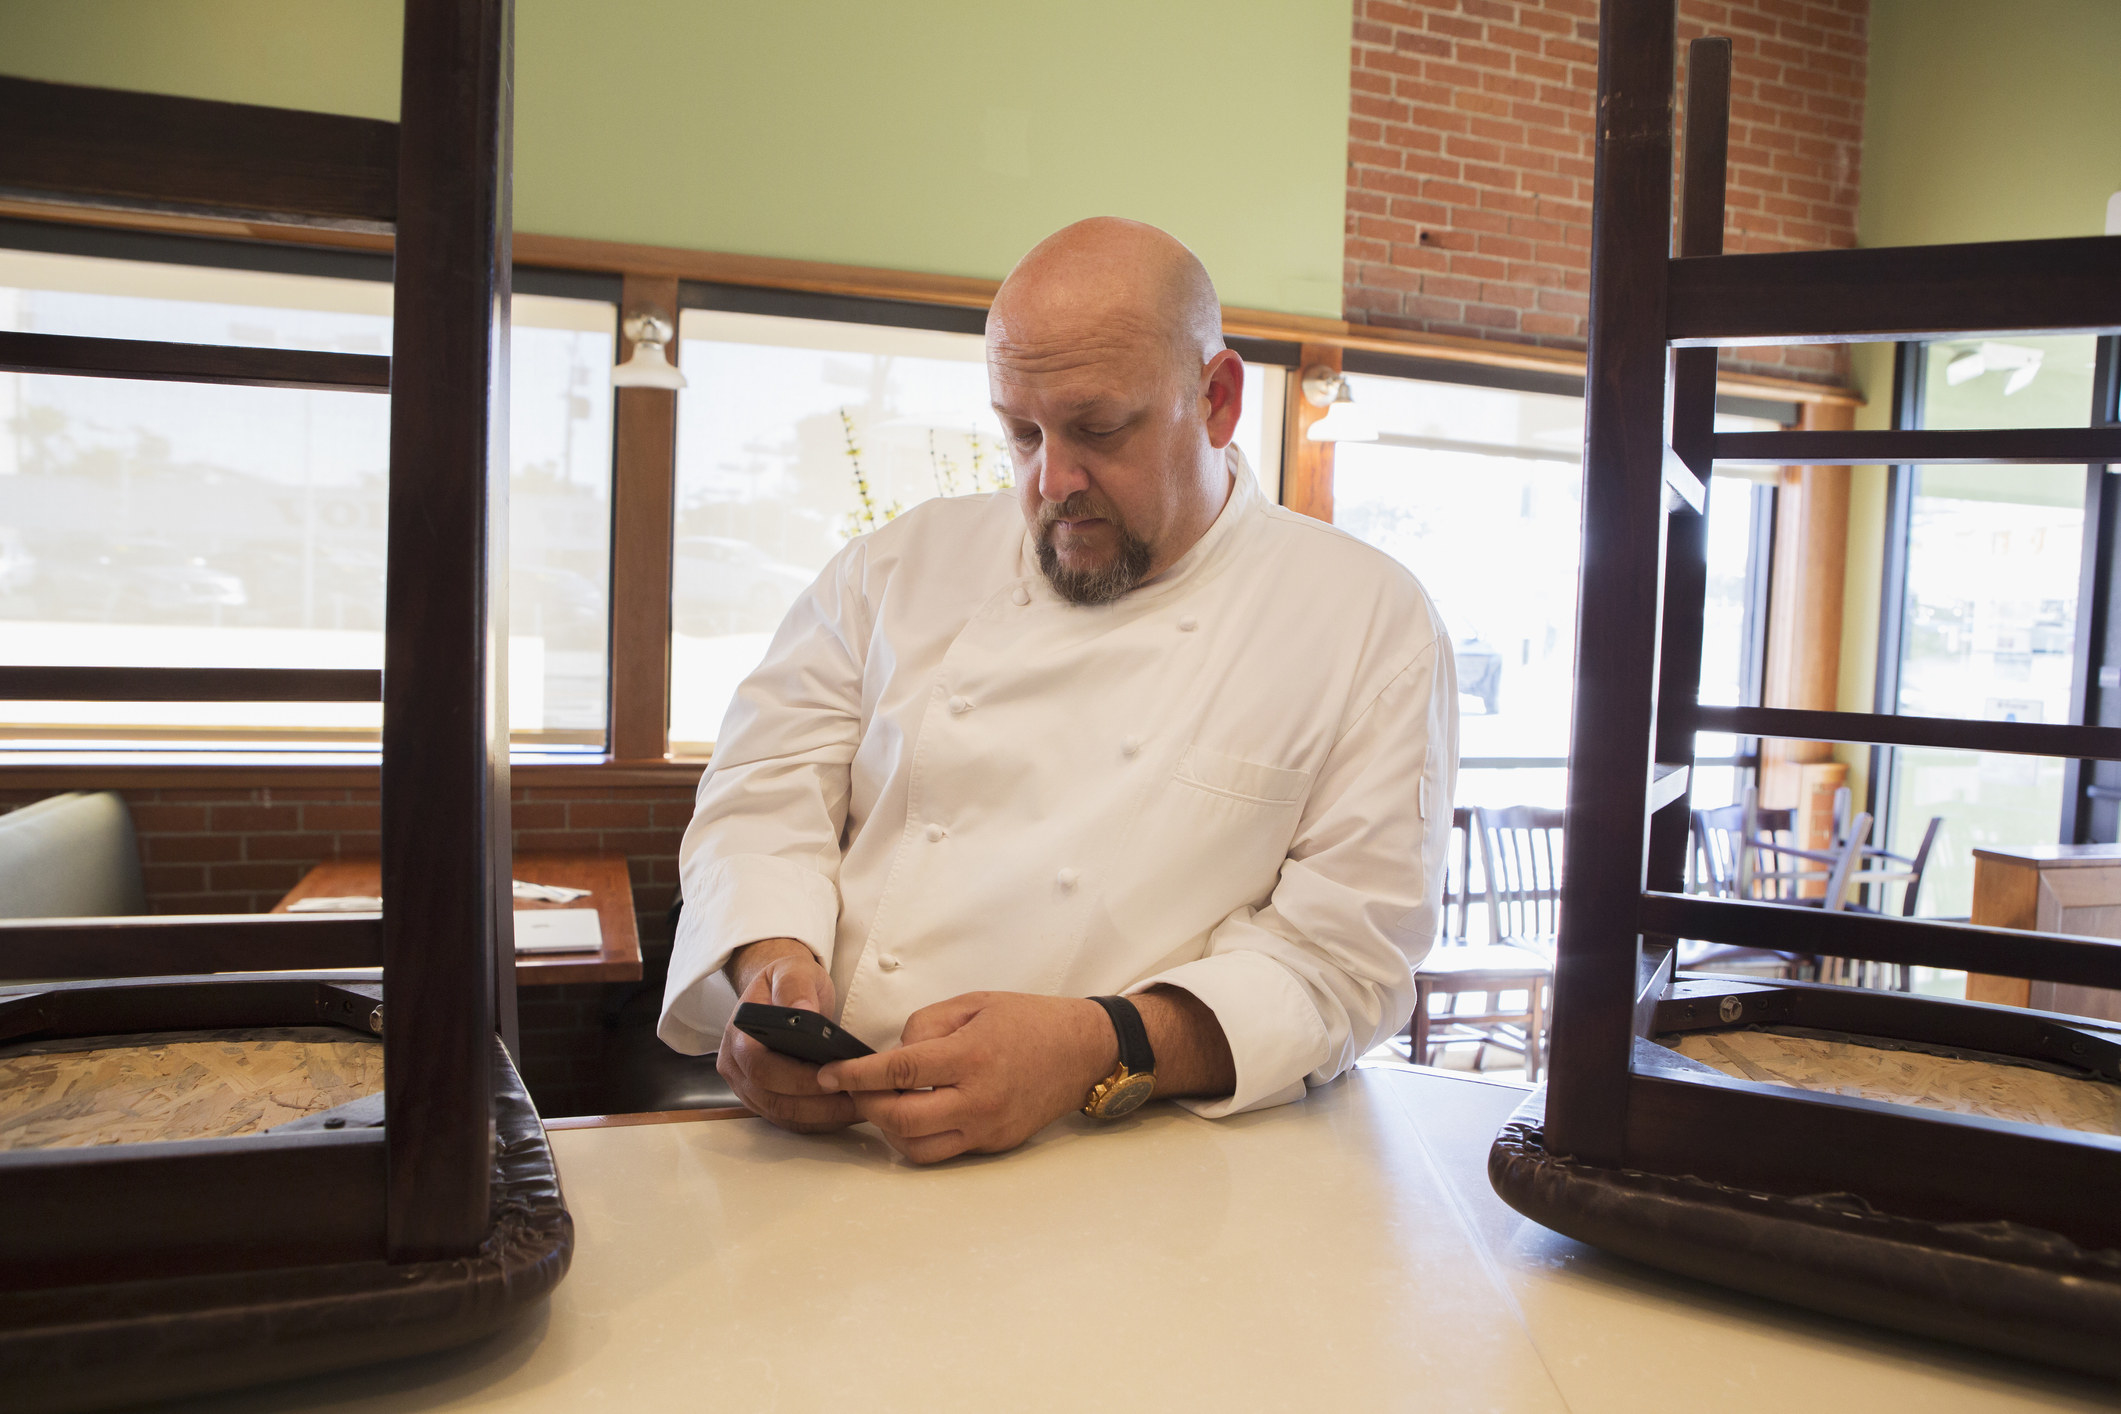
0,5 -> 572,1409
1488,2 -> 2121,1379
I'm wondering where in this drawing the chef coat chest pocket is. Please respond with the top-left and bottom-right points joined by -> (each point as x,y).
1111,744 -> 1312,948
1174,744 -> 1311,806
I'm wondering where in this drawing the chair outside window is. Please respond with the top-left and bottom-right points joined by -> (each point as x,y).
1403,805 -> 1559,1079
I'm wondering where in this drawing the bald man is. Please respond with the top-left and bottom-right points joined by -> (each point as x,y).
660,219 -> 1457,1163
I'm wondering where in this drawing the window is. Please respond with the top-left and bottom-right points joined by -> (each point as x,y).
665,303 -> 1285,751
1878,335 -> 2102,917
0,233 -> 616,750
1333,372 -> 1585,812
1331,370 -> 1774,819
1683,459 -> 1776,814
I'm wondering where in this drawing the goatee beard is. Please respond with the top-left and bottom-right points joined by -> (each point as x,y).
1035,494 -> 1154,606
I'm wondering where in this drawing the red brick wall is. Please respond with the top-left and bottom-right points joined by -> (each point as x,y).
0,781 -> 694,942
1344,0 -> 1867,382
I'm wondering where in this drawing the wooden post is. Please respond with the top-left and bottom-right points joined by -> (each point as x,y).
609,274 -> 679,762
1543,0 -> 1677,1166
1760,398 -> 1853,854
1281,342 -> 1338,521
381,0 -> 514,1262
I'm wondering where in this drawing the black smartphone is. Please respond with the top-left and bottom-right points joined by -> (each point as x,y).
732,1002 -> 875,1065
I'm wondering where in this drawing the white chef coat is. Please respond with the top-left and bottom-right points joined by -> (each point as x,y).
659,446 -> 1458,1117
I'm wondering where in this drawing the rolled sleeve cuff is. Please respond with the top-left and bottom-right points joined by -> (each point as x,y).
656,853 -> 840,1055
1127,951 -> 1332,1119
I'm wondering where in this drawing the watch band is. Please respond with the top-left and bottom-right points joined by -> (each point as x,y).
1090,995 -> 1156,1078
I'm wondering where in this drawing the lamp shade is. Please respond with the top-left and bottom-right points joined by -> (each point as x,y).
612,314 -> 687,390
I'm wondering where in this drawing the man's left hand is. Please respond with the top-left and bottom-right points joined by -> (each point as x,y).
816,991 -> 1116,1164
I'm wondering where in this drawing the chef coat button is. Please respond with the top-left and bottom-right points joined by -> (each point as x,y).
1121,736 -> 1143,756
1178,615 -> 1199,632
1011,585 -> 1031,606
925,823 -> 946,842
948,695 -> 971,714
1057,868 -> 1080,890
879,953 -> 902,972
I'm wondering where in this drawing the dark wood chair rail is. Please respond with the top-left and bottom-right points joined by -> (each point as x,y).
1626,1073 -> 2121,1254
0,1128 -> 387,1290
1692,704 -> 2121,760
1712,426 -> 2121,466
1640,892 -> 2121,990
0,75 -> 397,230
0,666 -> 382,703
1667,234 -> 2121,346
0,331 -> 390,393
0,915 -> 383,982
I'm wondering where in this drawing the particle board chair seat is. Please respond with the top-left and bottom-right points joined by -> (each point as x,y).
0,791 -> 147,918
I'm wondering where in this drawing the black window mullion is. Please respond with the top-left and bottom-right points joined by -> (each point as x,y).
2062,335 -> 2121,843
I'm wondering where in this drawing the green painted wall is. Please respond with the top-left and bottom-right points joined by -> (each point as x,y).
0,0 -> 1351,317
1837,0 -> 2119,803
1860,0 -> 2121,249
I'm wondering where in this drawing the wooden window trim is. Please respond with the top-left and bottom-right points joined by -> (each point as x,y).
607,274 -> 679,762
1281,343 -> 1338,523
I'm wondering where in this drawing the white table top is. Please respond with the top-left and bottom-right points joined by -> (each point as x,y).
180,1067 -> 2119,1412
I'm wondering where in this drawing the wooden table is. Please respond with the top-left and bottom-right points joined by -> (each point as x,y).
1969,842 -> 2121,1022
163,1067 -> 2120,1413
273,853 -> 642,987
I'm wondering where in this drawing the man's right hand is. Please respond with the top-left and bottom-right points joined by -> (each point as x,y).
716,938 -> 858,1133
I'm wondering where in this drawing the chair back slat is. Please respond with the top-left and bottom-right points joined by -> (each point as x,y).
1441,806 -> 1476,944
1475,805 -> 1565,950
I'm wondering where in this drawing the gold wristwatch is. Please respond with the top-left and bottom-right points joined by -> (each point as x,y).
1082,995 -> 1157,1119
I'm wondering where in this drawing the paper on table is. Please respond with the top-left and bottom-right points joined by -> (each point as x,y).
288,896 -> 383,913
292,881 -> 587,912
514,908 -> 603,954
513,879 -> 592,903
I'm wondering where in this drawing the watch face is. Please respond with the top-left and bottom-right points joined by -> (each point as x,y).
1098,1071 -> 1156,1118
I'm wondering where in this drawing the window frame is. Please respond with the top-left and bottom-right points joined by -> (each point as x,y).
0,214 -> 624,753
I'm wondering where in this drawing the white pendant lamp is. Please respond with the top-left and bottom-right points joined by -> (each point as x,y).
611,314 -> 687,390
1301,365 -> 1377,443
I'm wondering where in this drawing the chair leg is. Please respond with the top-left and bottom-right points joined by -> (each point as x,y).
1411,978 -> 1433,1066
1525,978 -> 1546,1083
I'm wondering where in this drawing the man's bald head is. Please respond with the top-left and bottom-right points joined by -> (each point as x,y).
987,217 -> 1225,377
986,219 -> 1244,607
